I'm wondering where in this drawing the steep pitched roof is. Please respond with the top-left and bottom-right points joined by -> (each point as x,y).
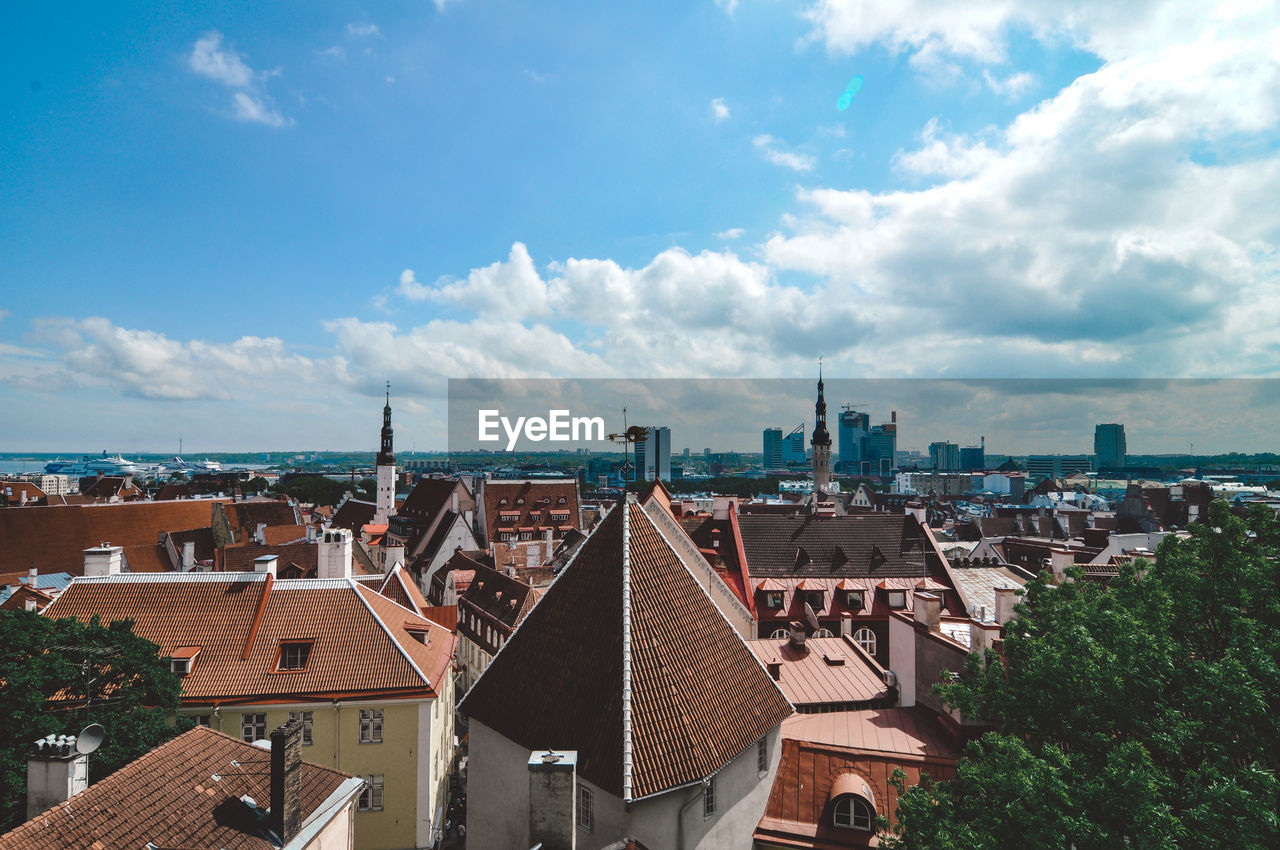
330,498 -> 376,532
481,479 -> 580,545
0,726 -> 356,850
400,477 -> 467,520
0,500 -> 227,576
462,497 -> 792,801
737,514 -> 943,579
43,572 -> 454,701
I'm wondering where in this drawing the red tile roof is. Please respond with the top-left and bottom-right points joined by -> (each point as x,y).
746,636 -> 893,709
461,497 -> 792,801
0,726 -> 356,850
43,572 -> 455,702
0,500 -> 228,576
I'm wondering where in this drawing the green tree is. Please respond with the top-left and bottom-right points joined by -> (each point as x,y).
275,474 -> 351,506
0,610 -> 191,829
883,501 -> 1280,849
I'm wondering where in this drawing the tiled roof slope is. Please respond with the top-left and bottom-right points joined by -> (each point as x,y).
43,573 -> 453,701
460,564 -> 538,629
737,514 -> 942,579
0,726 -> 352,850
220,543 -> 319,576
330,498 -> 376,532
400,478 -> 466,519
0,500 -> 227,576
462,497 -> 791,801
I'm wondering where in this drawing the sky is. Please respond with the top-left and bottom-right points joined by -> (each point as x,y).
2,0 -> 1278,453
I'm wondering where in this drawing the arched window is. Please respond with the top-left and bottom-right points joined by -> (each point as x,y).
833,795 -> 874,830
853,627 -> 877,656
769,628 -> 790,639
813,628 -> 834,638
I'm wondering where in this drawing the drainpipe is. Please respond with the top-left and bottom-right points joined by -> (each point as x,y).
333,701 -> 341,768
677,780 -> 707,850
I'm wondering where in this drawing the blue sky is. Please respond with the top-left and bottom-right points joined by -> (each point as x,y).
2,1 -> 1278,452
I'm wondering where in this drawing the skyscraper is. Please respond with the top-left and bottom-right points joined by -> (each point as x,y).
635,426 -> 671,481
929,441 -> 960,471
1094,423 -> 1127,470
838,408 -> 869,472
763,427 -> 783,469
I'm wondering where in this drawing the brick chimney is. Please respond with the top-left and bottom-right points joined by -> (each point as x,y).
994,586 -> 1018,626
270,719 -> 304,843
528,749 -> 577,850
913,591 -> 941,631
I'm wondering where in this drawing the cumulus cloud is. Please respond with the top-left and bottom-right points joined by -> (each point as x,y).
710,97 -> 730,123
983,69 -> 1036,98
187,31 -> 291,127
753,134 -> 816,172
346,22 -> 380,38
316,45 -> 346,60
715,228 -> 745,240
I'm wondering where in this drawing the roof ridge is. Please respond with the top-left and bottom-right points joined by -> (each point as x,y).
621,495 -> 635,803
352,581 -> 430,687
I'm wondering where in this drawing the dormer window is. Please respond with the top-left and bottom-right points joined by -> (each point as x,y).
405,625 -> 430,645
764,592 -> 783,608
498,498 -> 508,505
516,498 -> 525,505
844,590 -> 864,610
276,641 -> 313,671
558,497 -> 567,504
170,647 -> 201,677
887,590 -> 906,609
805,591 -> 825,611
833,795 -> 874,830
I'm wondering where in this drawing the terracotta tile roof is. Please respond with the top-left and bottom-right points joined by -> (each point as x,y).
482,480 -> 580,545
167,527 -> 218,564
223,500 -> 301,543
746,635 -> 893,709
0,500 -> 228,576
0,726 -> 355,850
220,543 -> 319,576
262,524 -> 308,545
378,562 -> 431,614
43,572 -> 455,701
461,497 -> 792,801
1,480 -> 46,504
421,604 -> 457,631
458,564 -> 538,631
79,476 -> 144,502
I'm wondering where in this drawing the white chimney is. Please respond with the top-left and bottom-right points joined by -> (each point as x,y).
317,530 -> 353,579
254,555 -> 279,577
527,749 -> 577,850
1048,547 -> 1074,585
452,491 -> 459,514
27,565 -> 38,585
839,612 -> 853,637
913,591 -> 941,631
306,524 -> 317,543
995,586 -> 1018,626
27,735 -> 90,818
182,541 -> 196,571
83,544 -> 124,576
256,523 -> 267,545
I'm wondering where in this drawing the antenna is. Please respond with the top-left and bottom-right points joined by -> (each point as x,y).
76,724 -> 104,755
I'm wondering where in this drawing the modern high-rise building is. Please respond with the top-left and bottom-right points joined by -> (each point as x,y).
929,441 -> 960,471
959,438 -> 986,471
1094,423 -> 1127,469
838,408 -> 870,472
763,427 -> 784,469
634,426 -> 671,481
1026,454 -> 1092,479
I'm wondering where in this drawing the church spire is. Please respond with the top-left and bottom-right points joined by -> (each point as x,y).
377,382 -> 395,467
811,361 -> 832,502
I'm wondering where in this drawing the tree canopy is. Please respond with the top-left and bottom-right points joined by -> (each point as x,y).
884,501 -> 1280,849
0,610 -> 190,829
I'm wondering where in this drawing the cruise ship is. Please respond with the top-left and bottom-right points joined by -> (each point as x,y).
44,451 -> 141,477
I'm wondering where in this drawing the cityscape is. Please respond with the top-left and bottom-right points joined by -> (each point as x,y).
3,1 -> 1279,849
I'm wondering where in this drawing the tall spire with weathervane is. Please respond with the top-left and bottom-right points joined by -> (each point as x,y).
811,360 -> 832,502
374,383 -> 396,525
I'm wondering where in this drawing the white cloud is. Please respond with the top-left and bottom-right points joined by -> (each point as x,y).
317,45 -> 346,60
983,69 -> 1036,98
715,228 -> 746,240
346,22 -> 381,38
893,117 -> 997,178
711,97 -> 730,122
188,32 -> 254,87
231,91 -> 292,127
524,69 -> 548,84
753,134 -> 817,172
187,31 -> 291,127
715,0 -> 739,17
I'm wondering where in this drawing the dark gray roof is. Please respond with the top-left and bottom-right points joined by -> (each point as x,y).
737,514 -> 943,579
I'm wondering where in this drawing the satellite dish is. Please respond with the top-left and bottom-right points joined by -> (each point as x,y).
76,724 -> 105,756
804,602 -> 820,633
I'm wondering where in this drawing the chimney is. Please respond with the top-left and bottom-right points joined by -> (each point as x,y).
83,544 -> 124,576
182,541 -> 196,571
254,555 -> 279,577
27,734 -> 90,818
317,530 -> 353,579
994,586 -> 1018,626
913,592 -> 941,631
270,720 -> 304,843
452,491 -> 459,514
711,528 -> 721,549
788,621 -> 807,651
1048,547 -> 1074,585
839,612 -> 853,637
766,660 -> 782,680
527,749 -> 577,850
27,565 -> 37,586
306,524 -> 317,544
256,523 -> 267,545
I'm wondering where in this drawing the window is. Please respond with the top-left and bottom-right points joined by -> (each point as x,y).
764,591 -> 783,608
193,714 -> 211,727
805,591 -> 825,611
853,627 -> 877,656
577,784 -> 593,831
757,737 -> 768,777
359,708 -> 383,743
769,628 -> 790,639
241,712 -> 266,742
834,796 -> 874,830
887,590 -> 907,609
277,642 -> 312,671
171,658 -> 190,676
703,775 -> 716,818
813,628 -> 834,638
288,710 -> 314,746
358,775 -> 384,811
845,590 -> 864,610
